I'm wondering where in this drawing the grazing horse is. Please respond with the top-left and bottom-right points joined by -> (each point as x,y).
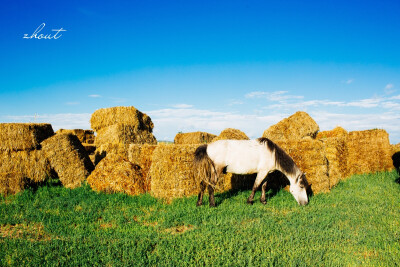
194,137 -> 310,207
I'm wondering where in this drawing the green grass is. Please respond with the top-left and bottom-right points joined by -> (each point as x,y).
1,171 -> 400,266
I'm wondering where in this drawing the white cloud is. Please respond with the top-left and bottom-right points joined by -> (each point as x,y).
345,79 -> 354,84
385,84 -> 394,90
89,94 -> 102,98
384,83 -> 395,95
245,91 -> 303,101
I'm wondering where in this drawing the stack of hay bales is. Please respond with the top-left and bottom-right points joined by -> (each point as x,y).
346,129 -> 393,175
212,128 -> 249,142
149,144 -> 199,202
0,123 -> 54,195
174,131 -> 216,144
87,154 -> 145,196
56,129 -> 96,162
88,106 -> 158,195
91,106 -> 156,147
41,134 -> 94,189
263,111 -> 319,141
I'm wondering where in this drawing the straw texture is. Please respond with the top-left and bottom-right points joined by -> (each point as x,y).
174,131 -> 216,144
212,128 -> 249,142
41,134 -> 94,188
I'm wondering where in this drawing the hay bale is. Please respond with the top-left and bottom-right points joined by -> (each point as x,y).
212,128 -> 249,142
322,137 -> 349,188
262,111 -> 319,141
94,124 -> 157,146
276,139 -> 329,193
317,126 -> 348,139
94,143 -> 130,165
0,172 -> 28,196
149,144 -> 200,202
128,144 -> 157,192
391,143 -> 400,155
0,123 -> 54,151
56,129 -> 95,144
90,106 -> 154,132
41,134 -> 94,189
0,150 -> 52,183
174,131 -> 217,144
346,129 -> 393,175
87,154 -> 145,196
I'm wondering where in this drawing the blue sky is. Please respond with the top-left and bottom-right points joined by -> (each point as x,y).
1,0 -> 400,142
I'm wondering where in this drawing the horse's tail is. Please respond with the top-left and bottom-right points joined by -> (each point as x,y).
194,144 -> 216,183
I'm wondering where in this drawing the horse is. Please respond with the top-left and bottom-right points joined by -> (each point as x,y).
194,137 -> 310,207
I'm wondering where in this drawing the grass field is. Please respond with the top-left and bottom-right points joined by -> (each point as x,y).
1,171 -> 400,266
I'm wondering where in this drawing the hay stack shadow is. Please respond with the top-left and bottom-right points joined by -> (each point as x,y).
392,152 -> 400,183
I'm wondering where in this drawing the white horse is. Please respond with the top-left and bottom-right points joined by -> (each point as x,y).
194,137 -> 310,207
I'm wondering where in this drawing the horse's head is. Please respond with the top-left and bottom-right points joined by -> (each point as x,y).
290,172 -> 309,206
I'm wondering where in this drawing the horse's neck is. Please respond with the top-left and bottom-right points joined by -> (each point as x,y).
275,164 -> 300,185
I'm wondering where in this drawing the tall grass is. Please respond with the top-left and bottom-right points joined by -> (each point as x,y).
1,171 -> 400,266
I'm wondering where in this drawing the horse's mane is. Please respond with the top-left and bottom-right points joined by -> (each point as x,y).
257,137 -> 297,176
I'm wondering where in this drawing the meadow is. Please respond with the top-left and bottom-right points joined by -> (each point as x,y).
1,171 -> 400,266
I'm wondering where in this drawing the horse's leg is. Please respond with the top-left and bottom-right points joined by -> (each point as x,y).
260,181 -> 268,205
197,180 -> 206,206
247,171 -> 268,204
208,184 -> 216,207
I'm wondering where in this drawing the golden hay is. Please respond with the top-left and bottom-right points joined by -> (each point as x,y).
128,144 -> 157,192
0,172 -> 28,196
263,111 -> 319,141
317,126 -> 348,139
0,123 -> 54,151
94,124 -> 157,146
212,128 -> 249,142
93,143 -> 130,165
0,150 -> 52,183
391,143 -> 400,155
87,154 -> 145,196
56,129 -> 95,144
149,144 -> 200,202
90,106 -> 154,132
346,129 -> 393,175
321,137 -> 349,188
276,139 -> 329,193
174,131 -> 217,144
41,134 -> 94,189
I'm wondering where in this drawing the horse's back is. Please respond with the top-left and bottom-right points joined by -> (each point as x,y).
207,139 -> 272,174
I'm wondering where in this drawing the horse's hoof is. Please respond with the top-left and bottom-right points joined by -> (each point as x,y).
261,200 -> 267,205
247,200 -> 254,205
209,203 -> 216,208
196,202 -> 202,207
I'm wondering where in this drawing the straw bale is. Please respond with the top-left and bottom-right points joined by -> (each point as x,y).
275,139 -> 329,193
174,131 -> 217,144
128,144 -> 157,192
56,129 -> 95,144
391,143 -> 400,155
212,128 -> 249,142
346,129 -> 393,175
41,134 -> 94,189
94,124 -> 157,147
317,126 -> 348,139
0,172 -> 28,196
87,154 -> 145,196
90,106 -> 154,132
263,111 -> 319,141
0,123 -> 54,151
149,144 -> 200,202
322,137 -> 349,188
0,150 -> 52,183
94,143 -> 130,165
